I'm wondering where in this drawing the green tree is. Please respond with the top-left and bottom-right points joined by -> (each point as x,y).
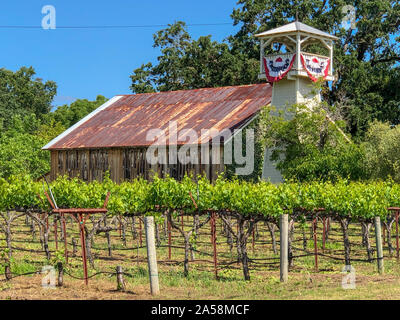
230,0 -> 400,136
0,67 -> 57,129
131,2 -> 400,136
36,118 -> 66,142
49,95 -> 108,128
130,21 -> 259,93
0,65 -> 110,178
363,120 -> 400,182
257,102 -> 366,181
0,115 -> 51,179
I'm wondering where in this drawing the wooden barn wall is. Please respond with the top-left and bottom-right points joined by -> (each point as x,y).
50,145 -> 224,183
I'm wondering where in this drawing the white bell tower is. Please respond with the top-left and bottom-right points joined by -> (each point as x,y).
256,21 -> 338,183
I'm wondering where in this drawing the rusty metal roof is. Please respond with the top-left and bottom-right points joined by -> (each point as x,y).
45,83 -> 272,150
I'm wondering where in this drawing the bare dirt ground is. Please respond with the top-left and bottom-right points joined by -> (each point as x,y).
0,274 -> 153,300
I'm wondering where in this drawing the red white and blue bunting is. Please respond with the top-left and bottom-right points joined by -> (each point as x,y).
263,54 -> 296,83
300,53 -> 330,82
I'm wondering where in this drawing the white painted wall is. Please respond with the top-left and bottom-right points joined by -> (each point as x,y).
271,78 -> 297,108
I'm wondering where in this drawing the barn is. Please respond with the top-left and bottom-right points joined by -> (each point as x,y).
44,21 -> 337,184
43,83 -> 272,183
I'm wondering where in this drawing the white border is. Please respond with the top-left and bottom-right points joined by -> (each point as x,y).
42,95 -> 123,150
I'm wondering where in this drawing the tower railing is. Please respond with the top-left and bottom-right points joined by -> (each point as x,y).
260,52 -> 296,75
259,51 -> 333,81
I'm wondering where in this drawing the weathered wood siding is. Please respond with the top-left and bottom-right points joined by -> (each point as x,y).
50,145 -> 225,183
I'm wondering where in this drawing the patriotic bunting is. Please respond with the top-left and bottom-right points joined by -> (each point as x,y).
300,54 -> 330,82
263,54 -> 296,83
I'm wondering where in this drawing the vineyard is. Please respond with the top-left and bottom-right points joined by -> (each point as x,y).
1,174 -> 400,299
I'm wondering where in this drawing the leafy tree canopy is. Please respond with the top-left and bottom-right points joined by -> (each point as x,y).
48,95 -> 108,128
130,21 -> 259,93
257,101 -> 367,181
0,115 -> 51,179
363,120 -> 400,182
132,1 -> 400,137
0,67 -> 57,130
0,65 -> 107,179
230,0 -> 400,136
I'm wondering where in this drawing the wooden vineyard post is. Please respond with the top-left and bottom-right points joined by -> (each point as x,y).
57,262 -> 63,287
116,266 -> 126,292
144,216 -> 160,295
396,211 -> 399,260
375,216 -> 384,274
280,214 -> 288,283
211,212 -> 218,279
313,217 -> 318,272
168,219 -> 172,260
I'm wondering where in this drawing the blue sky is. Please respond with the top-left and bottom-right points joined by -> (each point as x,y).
0,1 -> 239,107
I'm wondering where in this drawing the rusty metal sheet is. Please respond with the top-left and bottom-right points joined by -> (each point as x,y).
46,83 -> 272,150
